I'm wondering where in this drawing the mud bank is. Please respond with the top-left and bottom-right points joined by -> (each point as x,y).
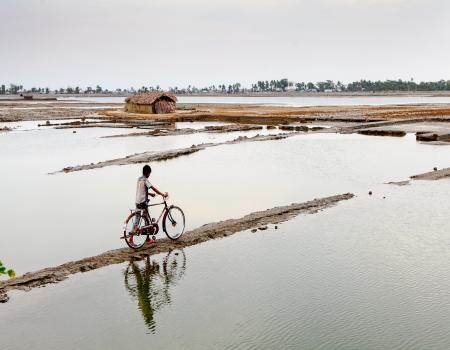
101,124 -> 263,139
0,193 -> 354,303
411,167 -> 450,181
386,167 -> 450,186
53,133 -> 300,174
357,129 -> 406,137
99,104 -> 450,126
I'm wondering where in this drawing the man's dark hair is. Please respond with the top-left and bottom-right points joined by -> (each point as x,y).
143,165 -> 152,175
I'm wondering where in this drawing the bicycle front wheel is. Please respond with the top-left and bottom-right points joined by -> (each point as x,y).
163,206 -> 185,240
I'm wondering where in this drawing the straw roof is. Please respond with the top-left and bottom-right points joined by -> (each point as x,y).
125,92 -> 177,105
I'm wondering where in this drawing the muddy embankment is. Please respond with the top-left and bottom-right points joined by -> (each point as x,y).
52,132 -> 305,174
2,99 -> 450,124
99,104 -> 450,125
387,167 -> 450,186
0,193 -> 354,303
411,167 -> 450,181
0,107 -> 101,122
101,124 -> 265,138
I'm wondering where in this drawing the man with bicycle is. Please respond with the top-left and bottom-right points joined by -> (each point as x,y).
133,164 -> 169,242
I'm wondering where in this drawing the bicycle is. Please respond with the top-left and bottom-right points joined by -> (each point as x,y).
122,195 -> 185,249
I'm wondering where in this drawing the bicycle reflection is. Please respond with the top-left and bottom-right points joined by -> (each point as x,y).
123,249 -> 187,333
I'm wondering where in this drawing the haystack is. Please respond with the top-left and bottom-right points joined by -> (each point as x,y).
124,92 -> 177,114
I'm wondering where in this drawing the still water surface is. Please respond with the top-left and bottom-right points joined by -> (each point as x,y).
59,95 -> 450,106
1,182 -> 450,349
1,125 -> 450,273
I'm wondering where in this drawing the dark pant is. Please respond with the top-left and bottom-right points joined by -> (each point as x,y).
135,202 -> 149,226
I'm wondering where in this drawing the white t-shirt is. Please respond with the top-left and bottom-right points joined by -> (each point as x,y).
135,176 -> 152,204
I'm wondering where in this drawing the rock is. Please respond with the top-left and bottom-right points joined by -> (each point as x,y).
46,120 -> 50,125
258,226 -> 268,231
266,125 -> 277,130
369,191 -> 373,195
274,225 -> 278,229
251,229 -> 257,233
73,130 -> 76,133
434,167 -> 438,171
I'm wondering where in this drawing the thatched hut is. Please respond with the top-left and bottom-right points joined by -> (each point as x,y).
124,92 -> 177,114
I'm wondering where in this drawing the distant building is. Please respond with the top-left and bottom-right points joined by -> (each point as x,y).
124,92 -> 177,114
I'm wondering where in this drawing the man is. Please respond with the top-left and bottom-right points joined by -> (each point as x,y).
133,165 -> 168,243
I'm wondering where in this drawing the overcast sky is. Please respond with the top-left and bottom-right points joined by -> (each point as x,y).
1,0 -> 450,89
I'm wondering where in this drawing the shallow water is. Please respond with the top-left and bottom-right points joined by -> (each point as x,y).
1,126 -> 450,273
2,181 -> 450,349
59,95 -> 450,106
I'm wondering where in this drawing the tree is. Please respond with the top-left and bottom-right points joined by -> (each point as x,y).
9,84 -> 20,94
95,85 -> 102,93
0,260 -> 15,278
295,82 -> 306,91
306,82 -> 317,90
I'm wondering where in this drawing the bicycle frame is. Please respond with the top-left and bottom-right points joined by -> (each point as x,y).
136,198 -> 172,227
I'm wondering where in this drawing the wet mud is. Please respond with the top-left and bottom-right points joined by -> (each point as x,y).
101,124 -> 264,139
411,167 -> 450,181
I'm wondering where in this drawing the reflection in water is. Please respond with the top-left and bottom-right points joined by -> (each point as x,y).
123,249 -> 186,333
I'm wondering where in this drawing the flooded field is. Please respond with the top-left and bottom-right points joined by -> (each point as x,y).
2,182 -> 450,349
58,95 -> 450,106
1,122 -> 449,274
1,108 -> 450,349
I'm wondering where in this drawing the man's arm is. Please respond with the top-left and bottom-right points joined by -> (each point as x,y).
150,185 -> 168,198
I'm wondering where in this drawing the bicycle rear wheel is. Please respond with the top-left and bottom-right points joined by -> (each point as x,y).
124,212 -> 150,249
163,206 -> 185,240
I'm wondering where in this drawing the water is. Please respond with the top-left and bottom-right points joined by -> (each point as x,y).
1,121 -> 450,274
58,95 -> 450,107
2,181 -> 450,349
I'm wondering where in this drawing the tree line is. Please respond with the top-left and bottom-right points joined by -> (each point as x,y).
2,79 -> 450,95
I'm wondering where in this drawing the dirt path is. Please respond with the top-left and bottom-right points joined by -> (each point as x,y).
51,133 -> 303,174
0,193 -> 354,303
